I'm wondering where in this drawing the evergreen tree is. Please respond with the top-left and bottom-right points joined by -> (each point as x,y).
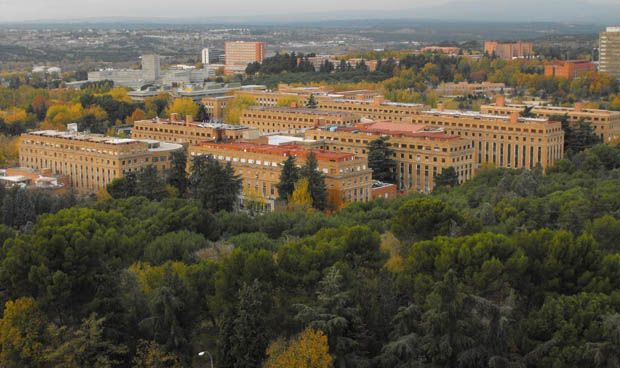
306,94 -> 318,109
356,60 -> 368,71
296,267 -> 368,368
136,165 -> 167,201
189,155 -> 242,212
167,150 -> 189,197
107,172 -> 138,199
195,104 -> 210,122
339,60 -> 348,72
433,167 -> 459,190
230,280 -> 269,368
2,187 -> 35,228
367,137 -> 396,183
276,155 -> 300,202
300,152 -> 327,211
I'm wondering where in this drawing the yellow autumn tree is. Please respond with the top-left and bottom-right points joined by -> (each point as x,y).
126,108 -> 146,124
276,95 -> 301,107
264,328 -> 333,368
289,178 -> 313,209
1,107 -> 28,124
107,87 -> 133,103
165,98 -> 199,119
223,95 -> 257,124
0,298 -> 50,368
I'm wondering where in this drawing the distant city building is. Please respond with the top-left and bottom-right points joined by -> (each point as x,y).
201,48 -> 210,65
421,46 -> 461,55
481,95 -> 620,143
544,60 -> 596,79
19,130 -> 183,194
189,141 -> 372,211
305,121 -> 475,193
141,54 -> 161,82
32,66 -> 62,75
89,54 -> 221,89
484,41 -> 534,60
435,81 -> 509,97
600,27 -> 620,80
225,41 -> 266,74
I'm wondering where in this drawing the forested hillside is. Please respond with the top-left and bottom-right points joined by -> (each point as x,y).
2,143 -> 620,367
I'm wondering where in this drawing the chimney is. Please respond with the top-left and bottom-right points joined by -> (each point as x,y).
574,102 -> 583,112
185,115 -> 193,126
372,95 -> 385,105
437,103 -> 445,112
170,113 -> 178,122
496,94 -> 506,107
510,111 -> 519,123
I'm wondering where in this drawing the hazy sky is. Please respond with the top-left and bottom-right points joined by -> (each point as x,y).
0,0 -> 442,21
0,0 -> 618,22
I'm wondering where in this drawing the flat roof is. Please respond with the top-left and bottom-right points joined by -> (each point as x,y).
422,109 -> 550,123
195,142 -> 358,162
266,135 -> 317,145
136,118 -> 248,130
246,106 -> 357,117
325,98 -> 424,108
489,103 -> 620,115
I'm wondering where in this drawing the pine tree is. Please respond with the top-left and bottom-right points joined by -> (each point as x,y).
367,137 -> 396,183
167,150 -> 189,197
277,155 -> 299,201
301,152 -> 327,211
295,267 -> 367,368
231,280 -> 269,368
136,165 -> 167,201
189,155 -> 242,212
306,94 -> 318,109
195,104 -> 210,122
433,167 -> 459,190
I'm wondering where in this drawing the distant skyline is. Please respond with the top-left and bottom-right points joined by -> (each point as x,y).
1,0 -> 620,23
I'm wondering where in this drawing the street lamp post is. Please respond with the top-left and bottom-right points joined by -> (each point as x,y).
198,351 -> 214,368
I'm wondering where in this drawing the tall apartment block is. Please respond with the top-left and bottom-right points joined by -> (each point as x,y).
19,130 -> 183,194
201,48 -> 210,65
225,41 -> 265,74
481,95 -> 620,143
141,54 -> 161,82
189,142 -> 372,210
305,121 -> 476,193
600,27 -> 620,80
484,41 -> 534,60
